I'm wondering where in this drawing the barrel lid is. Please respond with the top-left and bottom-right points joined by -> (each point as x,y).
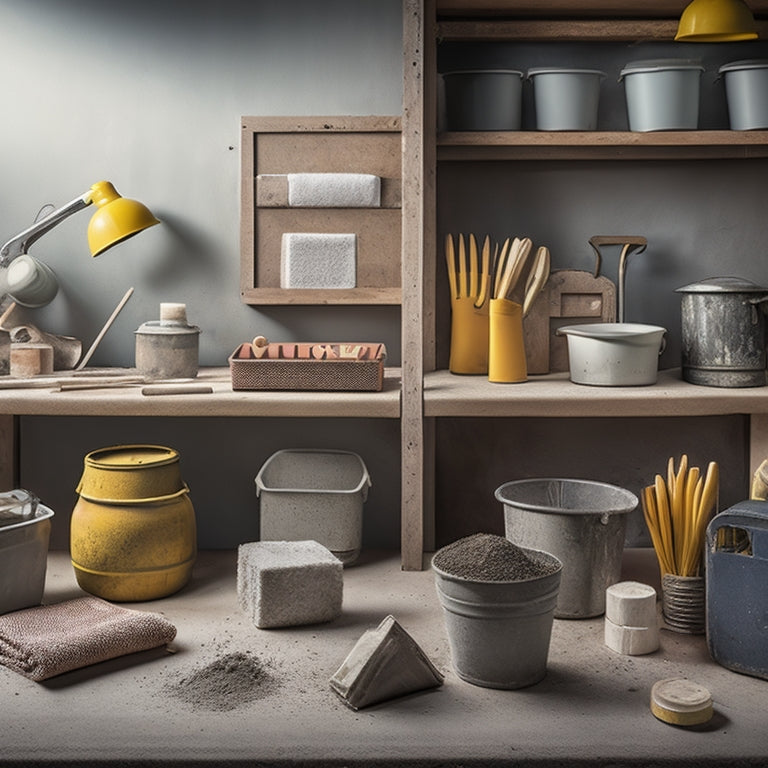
675,276 -> 768,293
84,445 -> 180,469
650,678 -> 713,726
620,59 -> 704,78
719,59 -> 768,74
527,67 -> 606,78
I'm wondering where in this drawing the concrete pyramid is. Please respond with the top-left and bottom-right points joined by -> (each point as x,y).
330,614 -> 443,709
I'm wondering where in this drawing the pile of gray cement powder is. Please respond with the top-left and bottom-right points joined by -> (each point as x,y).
166,651 -> 280,711
433,533 -> 559,582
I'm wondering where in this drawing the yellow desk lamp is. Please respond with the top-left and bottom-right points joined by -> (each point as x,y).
0,181 -> 160,307
676,0 -> 758,41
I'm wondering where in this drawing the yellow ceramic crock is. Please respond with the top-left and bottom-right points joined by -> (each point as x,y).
71,445 -> 196,601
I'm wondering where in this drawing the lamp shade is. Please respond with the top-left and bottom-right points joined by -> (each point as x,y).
86,181 -> 160,257
675,0 -> 758,41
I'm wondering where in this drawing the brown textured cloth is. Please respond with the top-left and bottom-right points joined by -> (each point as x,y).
0,596 -> 177,681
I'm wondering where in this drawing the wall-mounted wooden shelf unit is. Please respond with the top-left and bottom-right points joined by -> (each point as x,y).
240,115 -> 402,306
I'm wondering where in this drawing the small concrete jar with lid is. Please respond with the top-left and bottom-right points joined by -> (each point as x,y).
135,302 -> 200,380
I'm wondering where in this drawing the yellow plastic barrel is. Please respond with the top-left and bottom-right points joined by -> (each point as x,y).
70,445 -> 197,601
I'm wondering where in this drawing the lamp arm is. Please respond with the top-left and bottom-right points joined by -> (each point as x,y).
0,191 -> 93,268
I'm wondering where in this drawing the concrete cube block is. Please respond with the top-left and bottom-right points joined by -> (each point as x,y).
237,540 -> 343,628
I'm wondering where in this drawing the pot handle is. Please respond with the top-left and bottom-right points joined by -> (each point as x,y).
658,335 -> 667,356
748,295 -> 768,325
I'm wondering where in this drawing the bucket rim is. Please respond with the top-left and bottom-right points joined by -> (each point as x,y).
556,322 -> 666,340
494,477 -> 639,515
441,69 -> 523,78
431,546 -> 562,585
254,448 -> 371,497
619,58 -> 705,78
527,67 -> 606,78
0,503 -> 54,532
718,59 -> 768,73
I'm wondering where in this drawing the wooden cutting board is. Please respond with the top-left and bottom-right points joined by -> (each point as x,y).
524,269 -> 617,374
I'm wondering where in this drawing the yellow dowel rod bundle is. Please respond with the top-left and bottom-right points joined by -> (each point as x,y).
641,455 -> 719,578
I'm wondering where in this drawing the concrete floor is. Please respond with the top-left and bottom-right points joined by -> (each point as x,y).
2,549 -> 767,766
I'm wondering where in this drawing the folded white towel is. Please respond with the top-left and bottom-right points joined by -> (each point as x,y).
281,233 -> 357,289
287,173 -> 381,208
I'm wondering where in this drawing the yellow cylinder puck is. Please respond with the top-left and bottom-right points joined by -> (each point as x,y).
650,678 -> 713,726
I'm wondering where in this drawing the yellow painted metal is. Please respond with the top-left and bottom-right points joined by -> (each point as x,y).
71,445 -> 196,601
76,444 -> 185,502
86,181 -> 160,257
675,0 -> 758,41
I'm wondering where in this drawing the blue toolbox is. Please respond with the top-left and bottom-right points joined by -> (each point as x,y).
706,500 -> 768,680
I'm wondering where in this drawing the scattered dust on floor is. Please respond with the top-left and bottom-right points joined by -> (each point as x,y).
164,650 -> 281,711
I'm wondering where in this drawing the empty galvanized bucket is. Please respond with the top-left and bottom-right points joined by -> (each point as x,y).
676,276 -> 768,388
497,478 -> 638,618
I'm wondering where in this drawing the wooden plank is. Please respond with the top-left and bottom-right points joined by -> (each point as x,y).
424,368 -> 768,418
0,415 -> 17,489
0,368 -> 401,419
401,0 -> 432,570
439,131 -> 768,147
240,287 -> 401,305
438,19 -> 682,40
436,0 -> 768,18
241,116 -> 401,134
750,413 -> 768,481
438,131 -> 768,161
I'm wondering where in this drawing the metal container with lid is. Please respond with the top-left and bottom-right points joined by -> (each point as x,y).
676,276 -> 768,388
71,444 -> 197,601
135,302 -> 200,380
718,60 -> 768,130
619,59 -> 704,132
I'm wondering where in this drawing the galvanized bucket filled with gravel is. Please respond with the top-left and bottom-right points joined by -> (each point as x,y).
432,533 -> 562,690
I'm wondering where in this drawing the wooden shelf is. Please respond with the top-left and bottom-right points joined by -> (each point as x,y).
424,368 -> 768,418
0,367 -> 402,419
399,0 -> 768,569
437,131 -> 768,161
435,0 -> 768,19
240,116 -> 402,306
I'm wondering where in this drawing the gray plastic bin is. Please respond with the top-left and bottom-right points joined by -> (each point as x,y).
256,449 -> 370,565
442,70 -> 523,131
527,68 -> 605,131
719,60 -> 768,130
620,59 -> 704,131
0,503 -> 54,615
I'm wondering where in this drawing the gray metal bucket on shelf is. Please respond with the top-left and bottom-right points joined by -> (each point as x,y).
432,546 -> 562,689
496,478 -> 638,619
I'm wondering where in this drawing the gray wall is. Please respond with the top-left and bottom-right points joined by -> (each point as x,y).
3,0 -> 403,549
3,4 -> 766,552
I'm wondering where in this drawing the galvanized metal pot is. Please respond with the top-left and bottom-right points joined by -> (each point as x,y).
497,478 -> 638,618
676,277 -> 768,388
